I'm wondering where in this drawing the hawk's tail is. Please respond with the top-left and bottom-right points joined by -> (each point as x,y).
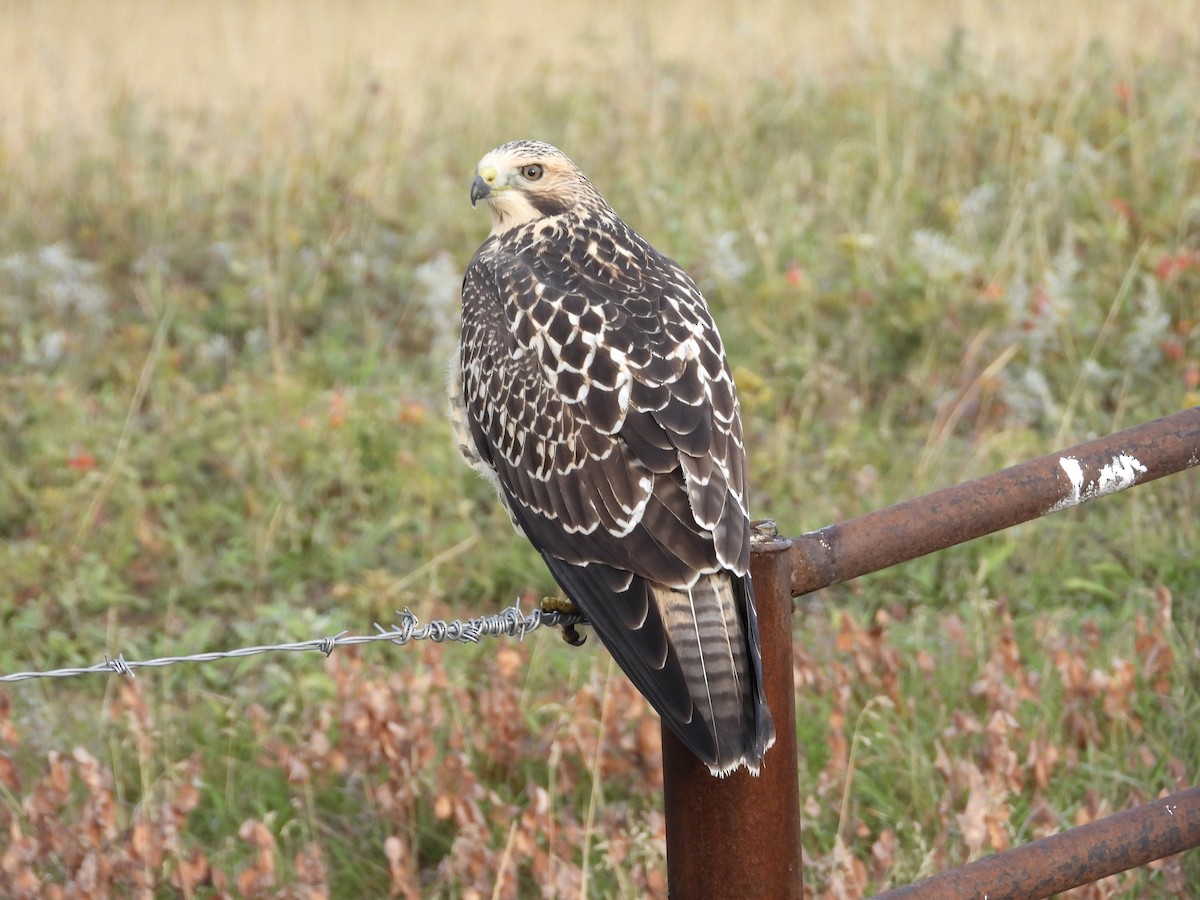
651,572 -> 777,776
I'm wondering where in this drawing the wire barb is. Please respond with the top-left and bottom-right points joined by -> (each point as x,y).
0,605 -> 589,684
107,654 -> 134,677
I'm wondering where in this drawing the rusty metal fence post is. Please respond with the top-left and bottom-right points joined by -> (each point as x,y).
662,532 -> 803,898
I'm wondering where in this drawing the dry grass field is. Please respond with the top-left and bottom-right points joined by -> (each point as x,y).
1,1 -> 1198,896
4,0 -> 1199,139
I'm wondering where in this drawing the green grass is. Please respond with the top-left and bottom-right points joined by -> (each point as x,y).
1,4 -> 1199,896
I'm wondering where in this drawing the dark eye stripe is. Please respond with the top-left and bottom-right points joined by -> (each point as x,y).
529,192 -> 570,217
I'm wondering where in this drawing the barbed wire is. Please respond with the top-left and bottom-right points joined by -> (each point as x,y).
0,605 -> 588,684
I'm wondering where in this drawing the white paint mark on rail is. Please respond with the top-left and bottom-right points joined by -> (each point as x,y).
1047,454 -> 1148,514
1055,457 -> 1085,509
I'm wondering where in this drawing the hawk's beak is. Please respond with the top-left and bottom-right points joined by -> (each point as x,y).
470,175 -> 492,207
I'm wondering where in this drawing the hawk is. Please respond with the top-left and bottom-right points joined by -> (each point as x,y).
450,140 -> 776,776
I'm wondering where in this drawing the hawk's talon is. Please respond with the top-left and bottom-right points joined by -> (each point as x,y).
561,624 -> 587,646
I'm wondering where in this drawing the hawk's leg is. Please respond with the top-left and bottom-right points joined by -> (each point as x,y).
539,595 -> 587,646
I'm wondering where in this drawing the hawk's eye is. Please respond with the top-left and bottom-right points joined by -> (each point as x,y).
521,164 -> 544,181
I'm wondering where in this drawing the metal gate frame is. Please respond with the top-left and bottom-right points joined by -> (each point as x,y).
662,407 -> 1200,898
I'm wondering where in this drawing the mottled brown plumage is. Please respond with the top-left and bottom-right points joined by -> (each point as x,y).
450,140 -> 775,775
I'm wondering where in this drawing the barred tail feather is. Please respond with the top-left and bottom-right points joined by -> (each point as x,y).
651,573 -> 776,776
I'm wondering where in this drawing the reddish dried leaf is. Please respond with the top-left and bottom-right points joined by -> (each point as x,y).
0,753 -> 21,794
495,645 -> 523,680
170,849 -> 211,894
956,764 -> 990,856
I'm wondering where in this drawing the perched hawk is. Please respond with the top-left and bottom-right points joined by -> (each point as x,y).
450,140 -> 776,776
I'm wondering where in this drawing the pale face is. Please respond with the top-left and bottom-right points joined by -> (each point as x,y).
470,140 -> 593,235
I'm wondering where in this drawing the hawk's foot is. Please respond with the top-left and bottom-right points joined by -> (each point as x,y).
539,596 -> 586,646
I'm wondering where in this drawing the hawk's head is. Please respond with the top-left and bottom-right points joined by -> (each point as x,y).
470,141 -> 601,235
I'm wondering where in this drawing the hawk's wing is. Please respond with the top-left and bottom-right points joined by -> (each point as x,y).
458,212 -> 774,773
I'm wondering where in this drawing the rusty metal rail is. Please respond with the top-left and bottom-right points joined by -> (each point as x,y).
662,407 -> 1200,898
873,787 -> 1200,899
792,407 -> 1200,596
